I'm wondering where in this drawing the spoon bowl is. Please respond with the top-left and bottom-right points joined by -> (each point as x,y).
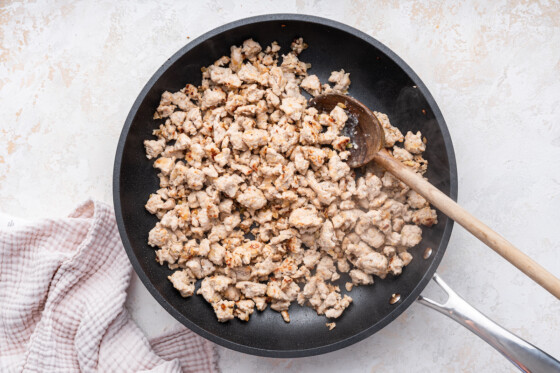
309,93 -> 384,168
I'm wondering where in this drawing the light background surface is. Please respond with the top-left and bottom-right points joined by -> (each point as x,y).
1,1 -> 559,372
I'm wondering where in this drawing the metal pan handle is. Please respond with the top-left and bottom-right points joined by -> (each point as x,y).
417,274 -> 560,372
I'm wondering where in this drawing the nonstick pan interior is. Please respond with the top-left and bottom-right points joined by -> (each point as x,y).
113,14 -> 458,357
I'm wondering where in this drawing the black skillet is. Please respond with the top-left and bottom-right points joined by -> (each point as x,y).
113,15 -> 559,370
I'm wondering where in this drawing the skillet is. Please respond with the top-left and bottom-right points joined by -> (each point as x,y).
113,14 -> 559,369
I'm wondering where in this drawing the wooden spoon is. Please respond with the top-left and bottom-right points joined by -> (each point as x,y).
310,93 -> 560,300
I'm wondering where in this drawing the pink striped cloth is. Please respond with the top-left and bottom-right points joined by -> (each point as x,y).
0,200 -> 217,372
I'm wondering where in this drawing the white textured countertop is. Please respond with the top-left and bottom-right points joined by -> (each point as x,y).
1,1 -> 559,372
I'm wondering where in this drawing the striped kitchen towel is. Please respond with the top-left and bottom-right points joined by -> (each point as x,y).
0,200 -> 217,372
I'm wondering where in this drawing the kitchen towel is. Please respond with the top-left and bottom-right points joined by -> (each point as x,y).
0,200 -> 217,372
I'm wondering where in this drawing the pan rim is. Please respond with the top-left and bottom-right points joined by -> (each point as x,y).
113,13 -> 458,358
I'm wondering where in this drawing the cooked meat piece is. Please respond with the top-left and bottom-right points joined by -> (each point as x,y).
289,207 -> 323,232
236,186 -> 267,210
236,281 -> 267,297
400,225 -> 422,247
412,207 -> 438,227
374,111 -> 403,147
300,75 -> 321,96
201,88 -> 226,109
349,269 -> 374,285
234,299 -> 255,321
168,270 -> 196,297
404,131 -> 426,154
407,190 -> 428,209
392,146 -> 413,162
356,251 -> 388,278
242,39 -> 262,59
213,300 -> 235,322
144,139 -> 166,159
328,69 -> 351,92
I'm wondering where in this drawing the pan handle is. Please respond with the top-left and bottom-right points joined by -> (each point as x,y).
417,273 -> 560,372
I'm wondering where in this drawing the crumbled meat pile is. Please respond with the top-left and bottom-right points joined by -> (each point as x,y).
144,38 -> 437,324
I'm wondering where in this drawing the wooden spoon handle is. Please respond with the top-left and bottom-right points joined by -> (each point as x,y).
373,149 -> 560,300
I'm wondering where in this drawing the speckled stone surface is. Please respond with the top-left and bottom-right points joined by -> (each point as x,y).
1,1 -> 559,371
